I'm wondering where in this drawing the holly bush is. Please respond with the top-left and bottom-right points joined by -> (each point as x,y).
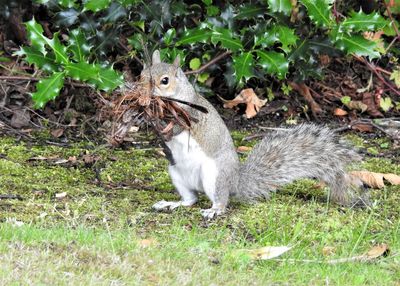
15,0 -> 399,108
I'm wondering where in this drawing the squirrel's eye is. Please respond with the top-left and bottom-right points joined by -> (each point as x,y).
160,77 -> 169,85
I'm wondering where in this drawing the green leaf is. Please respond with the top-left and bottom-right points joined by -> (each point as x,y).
25,19 -> 47,55
189,58 -> 201,70
235,4 -> 266,19
211,28 -> 243,51
49,32 -> 69,64
31,72 -> 65,109
57,0 -> 78,8
15,47 -> 58,73
257,25 -> 298,53
68,29 -> 92,62
380,97 -> 393,112
341,11 -> 390,32
341,96 -> 351,105
176,28 -> 212,46
390,69 -> 400,88
233,52 -> 254,82
164,28 -> 176,46
300,0 -> 334,27
89,65 -> 124,92
25,19 -> 69,64
84,0 -> 111,12
55,8 -> 79,27
65,62 -> 99,81
335,34 -> 380,59
267,0 -> 292,15
257,50 -> 288,79
102,2 -> 127,22
198,73 -> 210,83
128,33 -> 145,51
206,5 -> 220,16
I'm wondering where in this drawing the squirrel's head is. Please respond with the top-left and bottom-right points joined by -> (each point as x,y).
140,50 -> 187,99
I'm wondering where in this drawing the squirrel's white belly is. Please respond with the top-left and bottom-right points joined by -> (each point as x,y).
166,131 -> 217,193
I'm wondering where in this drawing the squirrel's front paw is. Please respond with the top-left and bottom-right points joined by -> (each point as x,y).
152,200 -> 182,211
200,208 -> 225,219
152,199 -> 197,211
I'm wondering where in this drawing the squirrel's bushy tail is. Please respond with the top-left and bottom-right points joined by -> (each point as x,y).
238,124 -> 363,205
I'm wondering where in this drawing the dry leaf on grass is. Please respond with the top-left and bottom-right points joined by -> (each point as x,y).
220,88 -> 267,119
138,238 -> 157,248
349,171 -> 400,189
237,146 -> 252,152
322,246 -> 336,256
247,246 -> 291,260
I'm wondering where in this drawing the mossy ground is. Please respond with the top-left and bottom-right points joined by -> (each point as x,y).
0,130 -> 399,285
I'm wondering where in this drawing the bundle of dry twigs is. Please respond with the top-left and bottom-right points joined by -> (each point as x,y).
110,82 -> 206,145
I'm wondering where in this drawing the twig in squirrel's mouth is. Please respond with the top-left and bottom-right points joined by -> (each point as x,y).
110,82 -> 207,145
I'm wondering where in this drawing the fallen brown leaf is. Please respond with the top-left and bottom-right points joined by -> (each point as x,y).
349,171 -> 400,189
365,244 -> 389,259
333,108 -> 348,116
247,246 -> 291,260
138,238 -> 157,248
382,173 -> 400,185
51,128 -> 64,138
221,88 -> 267,119
347,101 -> 368,113
237,146 -> 252,152
322,246 -> 336,256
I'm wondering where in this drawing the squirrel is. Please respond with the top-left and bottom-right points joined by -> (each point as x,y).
140,50 -> 366,219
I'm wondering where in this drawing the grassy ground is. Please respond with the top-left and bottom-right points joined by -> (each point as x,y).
0,131 -> 399,285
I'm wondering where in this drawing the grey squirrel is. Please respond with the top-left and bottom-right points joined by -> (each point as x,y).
141,50 -> 365,219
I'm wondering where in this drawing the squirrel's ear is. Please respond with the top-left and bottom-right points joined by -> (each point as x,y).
173,55 -> 180,67
152,50 -> 161,64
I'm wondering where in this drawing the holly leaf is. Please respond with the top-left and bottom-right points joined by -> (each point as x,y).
300,0 -> 334,27
31,72 -> 65,109
235,4 -> 266,20
49,32 -> 69,64
257,25 -> 298,52
342,11 -> 390,32
267,0 -> 292,15
163,28 -> 176,46
257,51 -> 289,79
233,52 -> 254,82
68,29 -> 92,62
84,0 -> 111,12
25,18 -> 47,55
335,34 -> 380,59
25,19 -> 68,64
54,8 -> 79,27
15,46 -> 59,73
93,28 -> 120,57
176,28 -> 212,46
211,28 -> 243,51
101,2 -> 127,22
128,33 -> 145,51
89,65 -> 124,92
65,62 -> 100,81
